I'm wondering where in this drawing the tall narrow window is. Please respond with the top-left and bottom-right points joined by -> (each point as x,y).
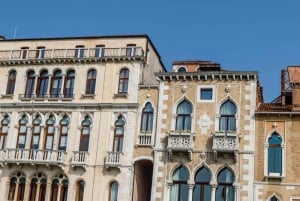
109,182 -> 118,201
50,70 -> 62,98
44,115 -> 55,150
95,45 -> 105,57
39,179 -> 47,201
25,70 -> 35,98
193,167 -> 211,201
31,115 -> 41,149
170,166 -> 189,201
85,69 -> 97,95
17,115 -> 28,149
8,177 -> 16,201
216,168 -> 234,201
79,116 -> 91,151
118,69 -> 129,94
29,178 -> 38,201
75,180 -> 85,201
6,70 -> 16,95
21,47 -> 29,59
64,70 -> 75,98
50,179 -> 59,201
60,179 -> 69,201
75,45 -> 85,58
36,70 -> 49,97
126,44 -> 136,56
36,46 -> 46,59
0,115 -> 10,149
176,100 -> 192,131
59,116 -> 69,151
140,102 -> 154,132
17,177 -> 26,201
113,116 -> 125,152
219,100 -> 236,132
268,132 -> 282,175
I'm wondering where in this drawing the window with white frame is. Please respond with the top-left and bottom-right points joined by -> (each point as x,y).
219,100 -> 236,132
197,85 -> 215,102
268,132 -> 282,176
175,100 -> 192,132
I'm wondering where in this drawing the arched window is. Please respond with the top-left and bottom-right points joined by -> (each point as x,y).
17,115 -> 28,149
44,115 -> 55,150
268,133 -> 282,175
29,178 -> 38,201
216,168 -> 234,201
6,70 -> 16,95
50,70 -> 63,98
17,177 -> 26,201
176,100 -> 192,131
59,116 -> 69,151
8,177 -> 16,201
39,178 -> 47,201
50,179 -> 59,201
31,115 -> 41,149
36,70 -> 49,97
113,116 -> 125,152
109,182 -> 118,201
219,100 -> 236,132
193,167 -> 211,201
50,174 -> 68,201
270,196 -> 279,201
170,166 -> 189,201
0,115 -> 10,149
85,69 -> 97,95
177,67 -> 186,73
25,70 -> 35,98
79,116 -> 91,151
64,70 -> 75,98
75,180 -> 85,201
118,69 -> 129,94
140,102 -> 154,132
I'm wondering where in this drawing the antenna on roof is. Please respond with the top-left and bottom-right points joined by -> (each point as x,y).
13,26 -> 17,39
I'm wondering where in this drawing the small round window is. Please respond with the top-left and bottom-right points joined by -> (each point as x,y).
178,67 -> 186,73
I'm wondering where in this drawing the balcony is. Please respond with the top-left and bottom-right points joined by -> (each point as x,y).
19,94 -> 75,101
136,132 -> 152,146
0,47 -> 144,65
105,151 -> 122,168
71,151 -> 88,167
212,132 -> 239,161
166,131 -> 194,160
4,149 -> 66,165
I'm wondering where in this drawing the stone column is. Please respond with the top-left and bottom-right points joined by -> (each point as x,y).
57,184 -> 62,201
165,181 -> 172,201
45,180 -> 52,201
210,184 -> 217,201
187,181 -> 195,201
35,183 -> 41,201
233,183 -> 240,201
23,180 -> 31,201
13,182 -> 19,201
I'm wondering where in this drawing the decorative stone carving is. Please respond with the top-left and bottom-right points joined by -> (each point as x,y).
198,113 -> 212,134
181,85 -> 187,93
225,85 -> 231,93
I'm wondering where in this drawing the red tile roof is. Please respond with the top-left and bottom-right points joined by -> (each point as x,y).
256,103 -> 292,112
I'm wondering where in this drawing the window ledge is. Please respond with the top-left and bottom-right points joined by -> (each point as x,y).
1,94 -> 14,98
265,173 -> 284,179
81,94 -> 95,99
114,93 -> 128,98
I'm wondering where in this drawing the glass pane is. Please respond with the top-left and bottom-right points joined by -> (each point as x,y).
82,127 -> 90,135
195,167 -> 211,182
218,168 -> 234,183
216,186 -> 224,201
204,185 -> 211,200
34,126 -> 41,133
116,127 -> 124,135
20,125 -> 27,133
60,136 -> 67,147
201,89 -> 212,100
45,136 -> 53,149
173,166 -> 189,180
177,101 -> 192,114
110,182 -> 118,201
180,184 -> 188,201
48,126 -> 54,133
18,136 -> 26,145
61,126 -> 68,134
2,126 -> 8,133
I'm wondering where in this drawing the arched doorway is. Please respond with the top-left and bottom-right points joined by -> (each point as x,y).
132,159 -> 153,201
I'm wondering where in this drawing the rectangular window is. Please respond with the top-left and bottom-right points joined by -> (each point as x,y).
21,47 -> 29,59
200,88 -> 213,100
75,45 -> 85,58
197,85 -> 215,102
36,46 -> 45,59
95,45 -> 105,57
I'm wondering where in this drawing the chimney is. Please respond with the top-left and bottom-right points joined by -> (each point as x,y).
287,67 -> 300,111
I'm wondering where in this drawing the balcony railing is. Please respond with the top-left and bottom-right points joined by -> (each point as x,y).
71,151 -> 88,167
4,149 -> 66,165
212,132 -> 239,152
19,94 -> 75,100
0,47 -> 144,61
105,151 -> 122,168
137,132 -> 152,146
167,131 -> 194,160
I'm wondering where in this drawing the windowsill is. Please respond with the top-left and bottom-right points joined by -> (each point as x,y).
81,94 -> 95,99
213,131 -> 238,136
265,173 -> 284,179
198,99 -> 214,102
114,93 -> 128,98
1,94 -> 14,98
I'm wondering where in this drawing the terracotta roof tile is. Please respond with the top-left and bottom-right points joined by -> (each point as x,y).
256,103 -> 292,112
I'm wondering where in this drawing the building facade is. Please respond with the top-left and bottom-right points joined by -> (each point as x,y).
255,67 -> 300,201
0,35 -> 166,201
152,61 -> 258,201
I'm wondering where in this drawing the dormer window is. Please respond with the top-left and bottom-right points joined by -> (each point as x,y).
177,67 -> 186,73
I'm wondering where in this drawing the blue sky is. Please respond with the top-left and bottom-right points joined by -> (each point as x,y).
1,0 -> 300,101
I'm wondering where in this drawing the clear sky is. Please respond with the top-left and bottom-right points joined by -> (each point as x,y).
1,0 -> 300,102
